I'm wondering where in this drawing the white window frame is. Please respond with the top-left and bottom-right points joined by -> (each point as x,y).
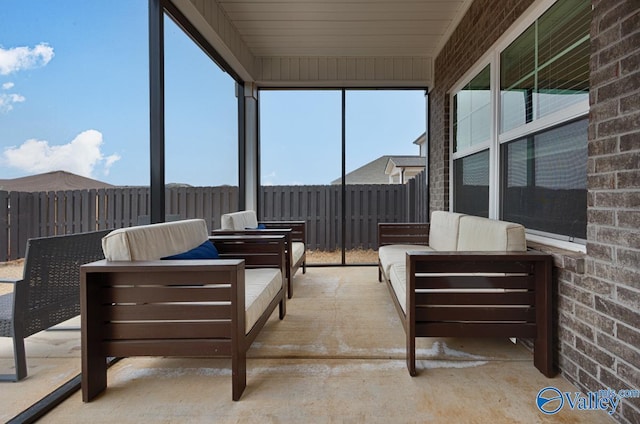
449,0 -> 588,253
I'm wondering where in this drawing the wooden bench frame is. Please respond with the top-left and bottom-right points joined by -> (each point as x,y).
213,220 -> 306,298
81,234 -> 287,402
0,229 -> 111,381
378,222 -> 555,378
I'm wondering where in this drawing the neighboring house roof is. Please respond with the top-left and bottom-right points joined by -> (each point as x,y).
332,155 -> 425,185
412,132 -> 426,146
385,156 -> 425,172
332,156 -> 392,185
0,171 -> 115,192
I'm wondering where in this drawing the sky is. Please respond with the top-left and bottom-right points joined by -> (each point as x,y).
0,0 -> 426,187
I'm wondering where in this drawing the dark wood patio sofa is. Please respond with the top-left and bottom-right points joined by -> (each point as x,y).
80,219 -> 286,401
218,210 -> 306,298
0,229 -> 111,381
378,211 -> 555,378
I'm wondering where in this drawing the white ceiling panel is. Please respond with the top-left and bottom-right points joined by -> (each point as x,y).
176,0 -> 473,85
217,0 -> 471,58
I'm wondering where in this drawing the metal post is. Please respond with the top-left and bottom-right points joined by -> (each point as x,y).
149,0 -> 165,223
341,90 -> 346,265
237,82 -> 246,211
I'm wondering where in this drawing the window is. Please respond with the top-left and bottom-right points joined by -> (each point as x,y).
454,65 -> 491,153
454,150 -> 489,217
500,0 -> 590,133
164,15 -> 238,187
450,0 -> 590,246
501,119 -> 587,240
452,65 -> 491,214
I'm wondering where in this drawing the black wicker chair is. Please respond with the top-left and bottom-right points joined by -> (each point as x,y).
0,229 -> 111,381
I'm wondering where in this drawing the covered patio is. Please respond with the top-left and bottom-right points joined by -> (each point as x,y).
1,0 -> 639,422
1,267 -> 609,423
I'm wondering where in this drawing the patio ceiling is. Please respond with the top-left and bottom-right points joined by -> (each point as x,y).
171,0 -> 473,87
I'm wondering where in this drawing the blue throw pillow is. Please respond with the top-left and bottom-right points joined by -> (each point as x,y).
162,240 -> 219,260
245,223 -> 267,230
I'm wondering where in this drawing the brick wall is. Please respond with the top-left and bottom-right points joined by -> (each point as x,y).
430,1 -> 640,423
584,1 -> 640,422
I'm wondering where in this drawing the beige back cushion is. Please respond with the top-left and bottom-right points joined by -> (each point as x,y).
429,211 -> 465,251
220,210 -> 259,230
456,215 -> 526,251
102,219 -> 209,261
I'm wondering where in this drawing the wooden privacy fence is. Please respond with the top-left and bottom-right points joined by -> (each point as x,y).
261,184 -> 409,251
407,169 -> 428,223
1,175 -> 427,261
0,187 -> 238,261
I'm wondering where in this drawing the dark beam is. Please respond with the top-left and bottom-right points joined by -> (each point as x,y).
341,90 -> 346,265
149,0 -> 165,223
237,83 -> 246,211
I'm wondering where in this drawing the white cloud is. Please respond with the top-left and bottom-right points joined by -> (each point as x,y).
262,171 -> 276,186
0,43 -> 54,75
2,82 -> 14,89
0,92 -> 25,113
2,130 -> 121,178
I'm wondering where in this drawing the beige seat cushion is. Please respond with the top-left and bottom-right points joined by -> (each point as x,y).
221,211 -> 259,230
378,244 -> 431,278
389,263 -> 407,313
291,242 -> 305,265
245,268 -> 282,333
429,210 -> 465,251
457,215 -> 526,251
102,219 -> 209,261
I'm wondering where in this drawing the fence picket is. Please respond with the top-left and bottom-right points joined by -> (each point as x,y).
0,192 -> 7,261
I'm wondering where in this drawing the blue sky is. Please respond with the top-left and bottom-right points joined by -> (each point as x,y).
1,1 -> 426,187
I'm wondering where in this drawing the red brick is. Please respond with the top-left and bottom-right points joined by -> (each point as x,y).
576,337 -> 616,369
620,132 -> 640,151
587,173 -> 616,190
597,332 -> 640,370
620,88 -> 640,113
617,247 -> 640,268
597,73 -> 640,103
587,209 -> 615,225
621,9 -> 640,37
618,171 -> 640,189
617,210 -> 640,228
594,152 -> 640,172
598,0 -> 637,33
617,361 -> 640,391
617,286 -> 640,310
599,32 -> 640,65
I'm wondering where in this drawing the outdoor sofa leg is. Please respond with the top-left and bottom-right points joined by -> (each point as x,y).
232,351 -> 247,401
534,258 -> 555,378
82,354 -> 108,401
287,269 -> 293,300
407,332 -> 417,377
81,273 -> 108,402
279,297 -> 286,320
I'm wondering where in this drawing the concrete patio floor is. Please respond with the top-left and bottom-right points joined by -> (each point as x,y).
1,267 -> 613,423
